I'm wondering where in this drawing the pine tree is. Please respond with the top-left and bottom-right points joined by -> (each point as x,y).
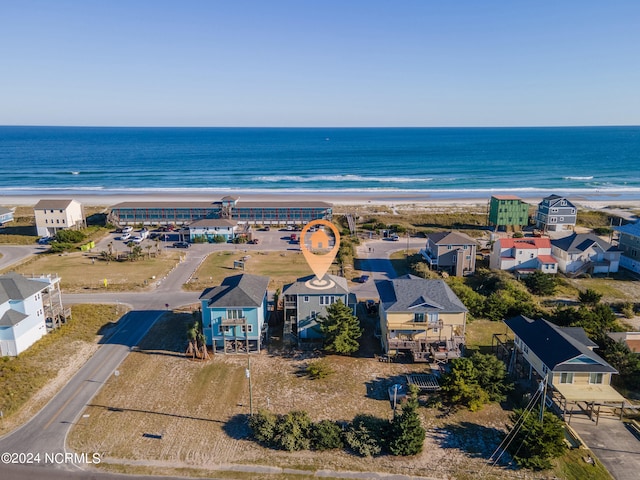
317,299 -> 362,355
388,386 -> 426,456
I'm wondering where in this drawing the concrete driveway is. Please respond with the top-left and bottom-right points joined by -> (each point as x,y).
569,414 -> 640,480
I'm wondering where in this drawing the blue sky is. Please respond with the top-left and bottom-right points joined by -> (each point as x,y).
1,0 -> 639,127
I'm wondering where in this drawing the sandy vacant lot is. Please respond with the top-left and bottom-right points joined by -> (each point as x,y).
68,313 -> 514,479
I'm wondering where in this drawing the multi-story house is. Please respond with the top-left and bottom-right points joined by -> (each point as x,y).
490,237 -> 558,274
614,221 -> 640,274
419,231 -> 477,276
488,195 -> 530,231
199,274 -> 269,354
551,233 -> 620,275
0,207 -> 14,226
282,274 -> 355,348
188,219 -> 238,242
505,315 -> 623,419
34,199 -> 85,237
376,275 -> 467,363
535,195 -> 577,232
0,273 -> 61,356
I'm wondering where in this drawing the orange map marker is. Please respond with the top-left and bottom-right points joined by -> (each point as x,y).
300,219 -> 340,289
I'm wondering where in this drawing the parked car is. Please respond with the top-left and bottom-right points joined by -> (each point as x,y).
248,238 -> 260,244
391,235 -> 400,241
173,241 -> 190,248
120,233 -> 131,241
38,236 -> 51,244
122,226 -> 133,233
357,275 -> 370,283
132,236 -> 144,243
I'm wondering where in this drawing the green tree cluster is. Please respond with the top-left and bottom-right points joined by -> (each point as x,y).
55,229 -> 86,243
318,300 -> 362,355
522,271 -> 558,296
507,409 -> 567,470
441,353 -> 512,411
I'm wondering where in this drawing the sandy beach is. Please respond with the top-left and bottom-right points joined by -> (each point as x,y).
1,190 -> 639,212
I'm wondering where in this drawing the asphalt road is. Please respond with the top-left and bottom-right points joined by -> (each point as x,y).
0,245 -> 46,270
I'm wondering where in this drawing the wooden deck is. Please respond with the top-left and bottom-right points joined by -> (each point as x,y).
407,373 -> 440,392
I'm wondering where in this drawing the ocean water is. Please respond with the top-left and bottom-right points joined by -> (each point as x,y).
0,126 -> 639,199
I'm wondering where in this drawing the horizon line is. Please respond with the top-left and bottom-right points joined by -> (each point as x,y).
1,124 -> 640,129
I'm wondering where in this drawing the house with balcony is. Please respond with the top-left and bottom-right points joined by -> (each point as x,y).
375,275 -> 467,363
614,221 -> 640,274
34,199 -> 85,237
282,274 -> 356,348
551,233 -> 620,276
199,274 -> 269,354
488,195 -> 530,231
504,315 -> 624,420
535,195 -> 577,232
0,207 -> 14,226
490,237 -> 558,274
0,273 -> 65,356
419,231 -> 477,276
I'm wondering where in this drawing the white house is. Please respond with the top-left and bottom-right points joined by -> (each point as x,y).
490,237 -> 558,274
551,233 -> 620,275
0,206 -> 14,226
0,273 -> 56,356
188,218 -> 238,242
34,199 -> 85,237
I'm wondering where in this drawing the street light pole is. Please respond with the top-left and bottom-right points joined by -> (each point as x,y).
246,354 -> 253,416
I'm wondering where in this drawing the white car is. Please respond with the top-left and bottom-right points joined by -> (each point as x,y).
121,233 -> 131,241
132,236 -> 144,243
122,226 -> 133,234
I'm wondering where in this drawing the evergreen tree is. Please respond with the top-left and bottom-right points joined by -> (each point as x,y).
523,271 -> 557,296
317,299 -> 362,355
440,357 -> 489,411
508,409 -> 567,470
388,386 -> 426,456
470,352 -> 512,402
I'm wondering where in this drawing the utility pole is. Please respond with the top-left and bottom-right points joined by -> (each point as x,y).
246,354 -> 253,416
539,373 -> 548,424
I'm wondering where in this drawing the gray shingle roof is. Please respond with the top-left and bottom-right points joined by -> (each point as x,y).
504,315 -> 617,374
551,233 -> 615,253
375,274 -> 467,314
34,199 -> 76,210
0,309 -> 28,327
282,274 -> 349,296
427,231 -> 477,246
189,219 -> 237,228
0,273 -> 49,304
199,274 -> 269,308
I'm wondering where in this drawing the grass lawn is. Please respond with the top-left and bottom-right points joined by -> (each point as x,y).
185,250 -> 321,292
7,250 -> 182,292
0,304 -> 124,433
564,273 -> 640,303
465,319 -> 511,355
388,249 -> 420,277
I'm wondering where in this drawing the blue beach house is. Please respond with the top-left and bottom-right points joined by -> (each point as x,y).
199,274 -> 269,354
0,207 -> 14,226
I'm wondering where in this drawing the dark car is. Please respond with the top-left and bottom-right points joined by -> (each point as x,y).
173,241 -> 190,248
357,275 -> 370,283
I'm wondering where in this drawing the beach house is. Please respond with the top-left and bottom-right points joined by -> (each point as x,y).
199,274 -> 270,354
551,233 -> 620,275
0,207 -> 14,226
488,195 -> 530,231
34,199 -> 85,237
419,231 -> 477,276
0,273 -> 64,356
490,237 -> 558,274
188,218 -> 238,242
504,315 -> 624,420
282,274 -> 355,348
614,221 -> 640,274
535,195 -> 577,232
375,275 -> 467,363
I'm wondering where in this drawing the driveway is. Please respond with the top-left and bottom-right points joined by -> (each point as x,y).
569,414 -> 640,480
0,245 -> 45,270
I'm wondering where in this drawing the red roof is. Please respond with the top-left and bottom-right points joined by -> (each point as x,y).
537,255 -> 557,264
500,238 -> 551,249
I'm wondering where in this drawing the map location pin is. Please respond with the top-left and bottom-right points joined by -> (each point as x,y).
300,219 -> 341,290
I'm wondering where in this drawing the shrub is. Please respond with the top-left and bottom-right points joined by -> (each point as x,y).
343,422 -> 382,457
578,288 -> 602,305
593,226 -> 612,236
55,230 -> 86,243
306,360 -> 334,379
311,420 -> 344,451
248,410 -> 278,447
211,235 -> 227,243
508,409 -> 567,470
48,242 -> 76,253
388,386 -> 425,456
272,410 -> 312,451
621,302 -> 635,319
522,271 -> 557,296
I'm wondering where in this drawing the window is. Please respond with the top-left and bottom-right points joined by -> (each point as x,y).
219,325 -> 231,334
530,253 -> 534,258
56,219 -> 60,224
310,311 -> 317,320
414,313 -> 425,323
319,295 -> 335,305
589,373 -> 603,384
241,325 -> 254,333
559,217 -> 564,222
227,309 -> 243,319
303,296 -> 309,303
542,364 -> 549,375
560,372 -> 574,384
45,219 -> 48,224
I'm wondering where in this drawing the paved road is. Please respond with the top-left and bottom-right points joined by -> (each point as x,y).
0,311 -> 164,474
0,245 -> 46,270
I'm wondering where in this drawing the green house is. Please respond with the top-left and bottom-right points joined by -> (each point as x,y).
488,195 -> 530,230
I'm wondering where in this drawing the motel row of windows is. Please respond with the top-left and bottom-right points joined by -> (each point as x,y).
218,324 -> 253,334
45,219 -> 65,224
